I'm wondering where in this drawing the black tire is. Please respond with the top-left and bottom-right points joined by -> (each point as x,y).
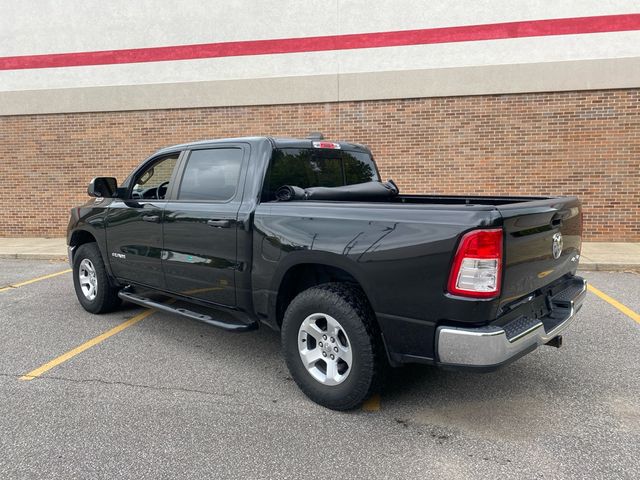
281,283 -> 382,410
72,242 -> 121,314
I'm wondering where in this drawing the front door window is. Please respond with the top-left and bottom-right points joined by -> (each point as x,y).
131,155 -> 179,200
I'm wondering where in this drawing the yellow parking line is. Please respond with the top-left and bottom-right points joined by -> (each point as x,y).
362,393 -> 381,412
19,309 -> 155,381
0,269 -> 72,293
588,284 -> 640,325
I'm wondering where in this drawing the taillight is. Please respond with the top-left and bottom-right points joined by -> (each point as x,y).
447,229 -> 503,298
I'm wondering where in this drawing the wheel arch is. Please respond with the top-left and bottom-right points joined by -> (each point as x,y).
68,227 -> 117,284
271,253 -> 378,329
69,229 -> 97,249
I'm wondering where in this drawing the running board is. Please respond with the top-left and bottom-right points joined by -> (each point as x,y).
118,291 -> 258,332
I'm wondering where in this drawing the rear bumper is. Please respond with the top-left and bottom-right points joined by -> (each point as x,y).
436,276 -> 587,369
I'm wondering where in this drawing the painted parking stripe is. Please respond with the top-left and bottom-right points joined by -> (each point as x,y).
588,284 -> 640,325
20,309 -> 155,381
362,393 -> 381,412
0,269 -> 71,293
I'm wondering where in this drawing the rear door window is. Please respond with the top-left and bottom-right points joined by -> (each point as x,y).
178,148 -> 243,201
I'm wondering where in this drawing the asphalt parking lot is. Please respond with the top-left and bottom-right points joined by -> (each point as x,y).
0,259 -> 638,479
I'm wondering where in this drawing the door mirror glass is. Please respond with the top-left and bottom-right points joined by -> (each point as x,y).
88,177 -> 118,198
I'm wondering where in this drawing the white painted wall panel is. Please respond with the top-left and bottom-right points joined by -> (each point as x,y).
0,0 -> 638,113
2,30 -> 640,92
339,0 -> 640,33
0,0 -> 339,55
2,0 -> 638,56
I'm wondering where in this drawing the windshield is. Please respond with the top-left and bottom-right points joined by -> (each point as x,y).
262,148 -> 379,201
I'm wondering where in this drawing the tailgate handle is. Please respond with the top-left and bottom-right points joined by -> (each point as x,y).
142,214 -> 160,223
207,219 -> 231,228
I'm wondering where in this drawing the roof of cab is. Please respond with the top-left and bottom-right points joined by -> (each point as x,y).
154,136 -> 370,155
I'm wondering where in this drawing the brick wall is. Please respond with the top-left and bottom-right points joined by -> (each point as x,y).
0,89 -> 638,240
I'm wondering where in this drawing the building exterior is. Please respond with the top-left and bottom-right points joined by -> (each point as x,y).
1,1 -> 638,240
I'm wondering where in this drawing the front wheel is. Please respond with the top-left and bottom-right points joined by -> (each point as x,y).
72,242 -> 121,314
281,283 -> 381,410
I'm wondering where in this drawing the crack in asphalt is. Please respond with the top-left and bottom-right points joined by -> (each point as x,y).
0,371 -> 343,419
0,371 -> 236,399
0,371 -> 391,423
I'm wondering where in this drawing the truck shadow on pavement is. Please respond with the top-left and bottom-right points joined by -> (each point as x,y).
129,305 -> 606,439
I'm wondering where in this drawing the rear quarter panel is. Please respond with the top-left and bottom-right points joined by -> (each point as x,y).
252,201 -> 502,359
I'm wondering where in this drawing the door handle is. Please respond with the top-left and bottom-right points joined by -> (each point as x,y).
207,219 -> 231,228
142,214 -> 160,223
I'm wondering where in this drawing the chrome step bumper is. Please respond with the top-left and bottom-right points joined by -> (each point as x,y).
436,277 -> 587,368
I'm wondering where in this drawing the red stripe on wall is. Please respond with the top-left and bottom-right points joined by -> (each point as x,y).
1,14 -> 639,70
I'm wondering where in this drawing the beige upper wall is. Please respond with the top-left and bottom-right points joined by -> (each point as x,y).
1,0 -> 639,114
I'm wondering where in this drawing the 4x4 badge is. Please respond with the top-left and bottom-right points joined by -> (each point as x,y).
552,232 -> 563,259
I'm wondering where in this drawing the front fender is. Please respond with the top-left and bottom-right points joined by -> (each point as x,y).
67,200 -> 112,278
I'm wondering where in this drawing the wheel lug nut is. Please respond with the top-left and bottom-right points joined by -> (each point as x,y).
334,347 -> 338,352
319,341 -> 323,347
323,352 -> 327,357
330,354 -> 335,360
330,337 -> 335,343
323,335 -> 327,340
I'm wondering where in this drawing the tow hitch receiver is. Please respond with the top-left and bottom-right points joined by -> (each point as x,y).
546,335 -> 563,348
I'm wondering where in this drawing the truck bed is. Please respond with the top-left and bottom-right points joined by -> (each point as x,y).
394,194 -> 552,205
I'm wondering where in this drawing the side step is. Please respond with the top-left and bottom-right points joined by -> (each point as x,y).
118,291 -> 258,332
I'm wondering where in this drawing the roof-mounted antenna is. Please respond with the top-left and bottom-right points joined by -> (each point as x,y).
306,132 -> 324,140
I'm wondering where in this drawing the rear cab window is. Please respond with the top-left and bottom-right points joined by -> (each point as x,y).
262,148 -> 379,202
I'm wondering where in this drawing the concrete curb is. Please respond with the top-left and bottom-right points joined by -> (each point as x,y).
0,253 -> 67,261
1,238 -> 639,272
1,252 -> 639,272
578,263 -> 640,272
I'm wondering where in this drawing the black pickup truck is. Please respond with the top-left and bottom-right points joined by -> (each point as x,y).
68,136 -> 587,410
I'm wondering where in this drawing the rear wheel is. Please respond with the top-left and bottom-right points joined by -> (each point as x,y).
281,283 -> 381,410
72,242 -> 121,314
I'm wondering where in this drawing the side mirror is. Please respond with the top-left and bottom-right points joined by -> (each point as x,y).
87,177 -> 118,198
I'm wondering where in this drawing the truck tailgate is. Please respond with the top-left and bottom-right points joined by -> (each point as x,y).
498,197 -> 582,307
